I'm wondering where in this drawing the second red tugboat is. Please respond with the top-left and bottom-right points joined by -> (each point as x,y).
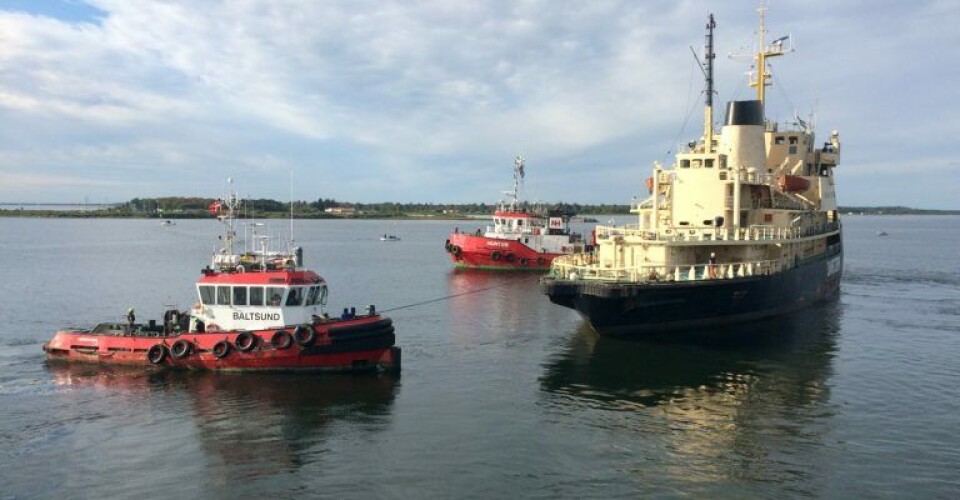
445,156 -> 588,271
44,179 -> 400,372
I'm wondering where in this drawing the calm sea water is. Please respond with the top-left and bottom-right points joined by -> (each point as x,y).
1,215 -> 958,498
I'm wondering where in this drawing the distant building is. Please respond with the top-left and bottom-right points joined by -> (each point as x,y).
324,206 -> 357,215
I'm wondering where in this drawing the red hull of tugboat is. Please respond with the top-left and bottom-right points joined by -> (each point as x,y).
445,233 -> 560,271
43,315 -> 400,373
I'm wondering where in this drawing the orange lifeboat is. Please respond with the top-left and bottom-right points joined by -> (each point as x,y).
778,175 -> 811,192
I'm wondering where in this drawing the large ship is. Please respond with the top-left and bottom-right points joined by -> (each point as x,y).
44,180 -> 401,372
541,10 -> 843,336
445,156 -> 587,271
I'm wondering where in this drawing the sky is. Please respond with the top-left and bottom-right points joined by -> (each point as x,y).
0,0 -> 957,208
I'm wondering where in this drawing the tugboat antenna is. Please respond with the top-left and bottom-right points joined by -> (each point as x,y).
289,168 -> 294,249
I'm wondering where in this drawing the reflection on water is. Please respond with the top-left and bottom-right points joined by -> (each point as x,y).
46,364 -> 398,479
445,269 -> 547,344
540,300 -> 842,490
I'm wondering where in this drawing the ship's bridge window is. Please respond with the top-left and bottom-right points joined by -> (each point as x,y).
775,136 -> 785,145
267,287 -> 285,306
249,286 -> 264,306
705,158 -> 714,168
233,286 -> 247,306
217,286 -> 231,305
680,159 -> 690,168
286,287 -> 304,306
789,137 -> 798,145
692,159 -> 702,168
517,219 -> 523,226
199,285 -> 215,305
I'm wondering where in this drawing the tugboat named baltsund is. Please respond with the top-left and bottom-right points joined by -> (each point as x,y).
445,156 -> 587,271
44,179 -> 401,372
541,10 -> 843,336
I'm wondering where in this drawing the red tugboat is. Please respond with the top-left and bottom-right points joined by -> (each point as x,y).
43,180 -> 400,372
445,156 -> 588,271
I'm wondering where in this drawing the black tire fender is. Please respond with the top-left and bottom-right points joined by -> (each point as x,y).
235,331 -> 257,352
293,324 -> 317,346
212,340 -> 231,359
170,339 -> 192,360
147,344 -> 168,365
271,330 -> 293,349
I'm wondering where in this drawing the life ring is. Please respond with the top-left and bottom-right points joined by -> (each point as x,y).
235,331 -> 257,352
519,258 -> 529,266
293,325 -> 317,346
271,330 -> 293,349
212,340 -> 231,359
452,245 -> 461,256
504,253 -> 515,262
236,265 -> 245,273
536,257 -> 546,266
491,251 -> 501,261
147,344 -> 168,365
170,339 -> 192,359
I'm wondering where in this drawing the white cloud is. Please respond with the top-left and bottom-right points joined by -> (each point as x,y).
0,1 -> 957,208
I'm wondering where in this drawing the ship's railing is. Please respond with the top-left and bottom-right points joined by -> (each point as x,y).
594,221 -> 839,244
549,255 -> 787,283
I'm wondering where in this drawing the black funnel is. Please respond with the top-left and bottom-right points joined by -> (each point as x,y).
724,100 -> 764,126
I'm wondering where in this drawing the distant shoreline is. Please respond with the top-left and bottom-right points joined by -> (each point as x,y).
1,207 -> 957,219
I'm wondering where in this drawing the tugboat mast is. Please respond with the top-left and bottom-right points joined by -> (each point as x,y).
503,155 -> 525,211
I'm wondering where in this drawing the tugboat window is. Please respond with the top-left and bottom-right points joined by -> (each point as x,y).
249,286 -> 264,306
267,287 -> 285,306
217,286 -> 231,305
199,285 -> 215,305
233,286 -> 247,306
286,287 -> 304,306
305,286 -> 319,306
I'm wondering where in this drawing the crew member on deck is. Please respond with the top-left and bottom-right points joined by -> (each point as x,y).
126,308 -> 136,328
708,252 -> 717,279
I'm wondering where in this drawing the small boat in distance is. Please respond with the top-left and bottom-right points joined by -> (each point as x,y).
44,179 -> 401,372
381,234 -> 401,241
160,219 -> 175,226
445,156 -> 588,271
876,230 -> 888,236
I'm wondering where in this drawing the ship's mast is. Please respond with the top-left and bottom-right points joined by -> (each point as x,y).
703,14 -> 716,153
750,3 -> 788,110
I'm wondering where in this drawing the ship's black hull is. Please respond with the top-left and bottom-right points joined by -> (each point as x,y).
541,248 -> 842,337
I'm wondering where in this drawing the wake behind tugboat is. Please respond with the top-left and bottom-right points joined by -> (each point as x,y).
43,179 -> 401,372
541,11 -> 843,336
